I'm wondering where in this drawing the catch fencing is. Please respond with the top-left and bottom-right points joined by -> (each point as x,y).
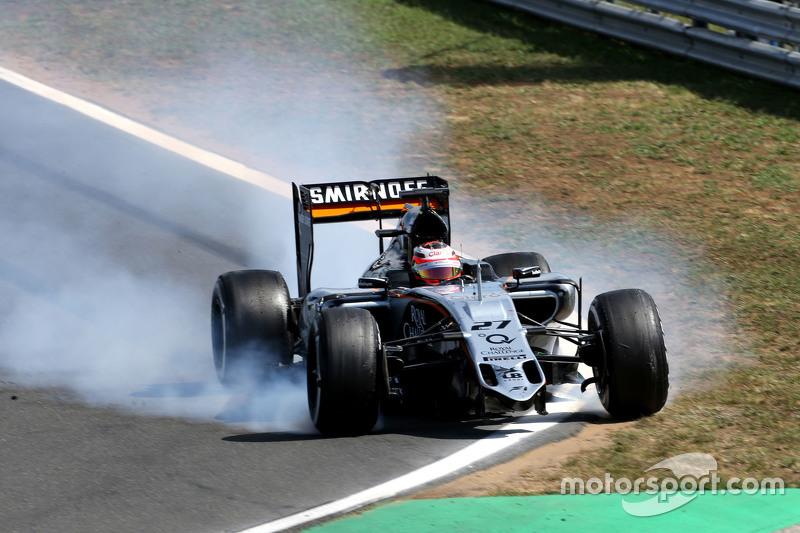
486,0 -> 800,89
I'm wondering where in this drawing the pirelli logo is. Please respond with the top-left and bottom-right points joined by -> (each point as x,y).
483,355 -> 527,362
307,178 -> 433,205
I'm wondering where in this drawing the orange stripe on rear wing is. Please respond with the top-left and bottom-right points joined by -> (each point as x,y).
307,198 -> 445,221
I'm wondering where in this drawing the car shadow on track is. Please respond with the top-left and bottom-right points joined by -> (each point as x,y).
221,411 -> 600,443
220,420 -> 505,443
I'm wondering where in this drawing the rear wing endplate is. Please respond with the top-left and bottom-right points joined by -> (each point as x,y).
293,176 -> 449,297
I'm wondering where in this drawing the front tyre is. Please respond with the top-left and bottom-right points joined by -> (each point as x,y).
211,270 -> 293,387
588,289 -> 669,419
307,308 -> 380,436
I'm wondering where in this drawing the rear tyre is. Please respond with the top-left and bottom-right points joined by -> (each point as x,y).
211,270 -> 293,387
588,289 -> 669,419
307,308 -> 380,436
482,251 -> 551,278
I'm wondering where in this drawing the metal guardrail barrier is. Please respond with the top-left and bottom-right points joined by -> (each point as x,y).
631,0 -> 800,45
487,0 -> 800,90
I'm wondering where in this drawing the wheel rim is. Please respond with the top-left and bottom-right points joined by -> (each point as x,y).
306,336 -> 322,424
587,306 -> 611,406
211,299 -> 227,379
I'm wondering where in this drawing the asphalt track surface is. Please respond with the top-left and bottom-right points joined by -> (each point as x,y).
0,77 -> 596,532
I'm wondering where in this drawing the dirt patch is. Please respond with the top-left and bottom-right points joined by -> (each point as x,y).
413,420 -> 635,498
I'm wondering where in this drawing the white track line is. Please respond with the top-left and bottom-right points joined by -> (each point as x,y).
0,66 -> 593,533
0,66 -> 291,199
241,389 -> 587,533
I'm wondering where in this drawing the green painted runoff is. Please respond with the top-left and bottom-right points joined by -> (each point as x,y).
305,490 -> 800,533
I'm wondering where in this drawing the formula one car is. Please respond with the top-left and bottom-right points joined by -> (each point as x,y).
211,176 -> 669,435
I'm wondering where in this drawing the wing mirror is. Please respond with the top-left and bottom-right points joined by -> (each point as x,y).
358,277 -> 390,289
375,228 -> 404,238
513,266 -> 542,280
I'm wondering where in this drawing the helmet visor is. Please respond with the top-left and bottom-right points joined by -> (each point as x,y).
416,265 -> 460,281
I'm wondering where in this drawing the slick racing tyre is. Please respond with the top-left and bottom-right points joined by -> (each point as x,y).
211,270 -> 294,387
588,289 -> 669,419
307,307 -> 381,436
482,251 -> 551,278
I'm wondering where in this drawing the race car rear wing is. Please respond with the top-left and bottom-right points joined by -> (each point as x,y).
293,176 -> 449,297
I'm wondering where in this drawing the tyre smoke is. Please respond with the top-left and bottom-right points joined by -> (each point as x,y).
0,23 -> 441,434
0,0 -> 722,432
451,198 -> 731,400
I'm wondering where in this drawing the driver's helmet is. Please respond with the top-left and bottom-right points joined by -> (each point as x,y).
411,241 -> 462,285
